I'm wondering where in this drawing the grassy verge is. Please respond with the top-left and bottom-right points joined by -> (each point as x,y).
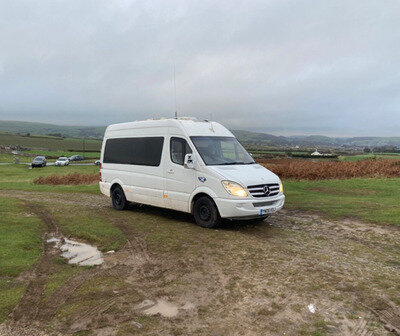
0,197 -> 45,322
0,164 -> 99,193
284,178 -> 400,226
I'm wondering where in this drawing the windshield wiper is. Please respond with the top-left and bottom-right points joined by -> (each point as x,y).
217,162 -> 249,165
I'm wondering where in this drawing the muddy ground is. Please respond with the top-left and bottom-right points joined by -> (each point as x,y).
1,190 -> 399,336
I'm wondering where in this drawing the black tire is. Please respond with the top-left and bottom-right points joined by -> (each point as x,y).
193,196 -> 221,228
111,186 -> 129,210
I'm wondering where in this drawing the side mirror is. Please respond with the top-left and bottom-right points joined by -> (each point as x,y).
184,153 -> 195,169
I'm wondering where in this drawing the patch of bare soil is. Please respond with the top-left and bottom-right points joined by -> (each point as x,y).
34,173 -> 98,185
1,191 -> 399,336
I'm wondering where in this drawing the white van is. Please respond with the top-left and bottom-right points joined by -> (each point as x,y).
99,118 -> 285,228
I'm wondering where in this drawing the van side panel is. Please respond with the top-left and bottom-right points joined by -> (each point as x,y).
101,126 -> 168,208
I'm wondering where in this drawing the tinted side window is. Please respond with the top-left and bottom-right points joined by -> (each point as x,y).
170,137 -> 192,165
104,137 -> 164,166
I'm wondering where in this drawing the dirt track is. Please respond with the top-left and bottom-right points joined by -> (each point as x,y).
1,191 -> 399,335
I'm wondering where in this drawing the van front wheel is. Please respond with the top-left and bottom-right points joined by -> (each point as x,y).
111,186 -> 128,210
193,197 -> 220,228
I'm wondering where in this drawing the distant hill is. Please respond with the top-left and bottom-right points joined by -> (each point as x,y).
233,130 -> 400,148
0,120 -> 399,148
231,130 -> 289,146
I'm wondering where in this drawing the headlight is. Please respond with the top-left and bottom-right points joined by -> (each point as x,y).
279,182 -> 283,193
221,180 -> 248,197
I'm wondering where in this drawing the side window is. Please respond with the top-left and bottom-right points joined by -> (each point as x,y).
103,137 -> 164,166
170,137 -> 192,165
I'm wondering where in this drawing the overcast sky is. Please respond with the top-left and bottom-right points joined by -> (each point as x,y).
0,0 -> 399,136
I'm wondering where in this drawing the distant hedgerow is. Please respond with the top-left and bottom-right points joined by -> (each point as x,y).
34,173 -> 98,185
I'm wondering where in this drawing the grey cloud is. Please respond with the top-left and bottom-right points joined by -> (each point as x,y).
0,0 -> 399,136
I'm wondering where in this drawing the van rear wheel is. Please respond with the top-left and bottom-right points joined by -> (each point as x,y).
193,196 -> 220,228
111,186 -> 128,210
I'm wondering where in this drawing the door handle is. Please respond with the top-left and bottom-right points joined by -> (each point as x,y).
167,169 -> 174,174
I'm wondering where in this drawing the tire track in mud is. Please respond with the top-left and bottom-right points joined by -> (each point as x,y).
63,211 -> 158,334
100,210 -> 152,265
11,201 -> 60,323
366,302 -> 400,336
10,200 -> 122,325
348,316 -> 373,336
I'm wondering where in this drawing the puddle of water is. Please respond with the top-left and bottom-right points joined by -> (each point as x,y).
142,300 -> 179,318
47,236 -> 103,266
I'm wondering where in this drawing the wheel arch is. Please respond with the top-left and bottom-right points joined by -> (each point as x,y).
110,179 -> 125,196
189,187 -> 219,214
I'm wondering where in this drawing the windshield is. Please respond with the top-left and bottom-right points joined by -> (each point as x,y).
190,136 -> 255,166
58,158 -> 66,161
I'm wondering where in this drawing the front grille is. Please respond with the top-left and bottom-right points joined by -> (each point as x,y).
252,200 -> 278,207
247,183 -> 279,198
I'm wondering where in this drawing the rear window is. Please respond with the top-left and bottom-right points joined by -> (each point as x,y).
103,137 -> 164,166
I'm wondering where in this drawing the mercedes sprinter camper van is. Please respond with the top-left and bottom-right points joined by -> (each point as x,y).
99,118 -> 285,228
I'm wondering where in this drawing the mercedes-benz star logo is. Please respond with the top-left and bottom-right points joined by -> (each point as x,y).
263,185 -> 270,195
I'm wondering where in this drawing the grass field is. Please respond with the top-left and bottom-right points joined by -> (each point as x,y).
340,153 -> 400,161
0,132 -> 101,151
285,178 -> 400,226
0,164 -> 99,193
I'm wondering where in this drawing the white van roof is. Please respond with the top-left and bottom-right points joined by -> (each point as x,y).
105,117 -> 234,137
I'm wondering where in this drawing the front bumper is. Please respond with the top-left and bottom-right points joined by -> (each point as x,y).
214,194 -> 285,219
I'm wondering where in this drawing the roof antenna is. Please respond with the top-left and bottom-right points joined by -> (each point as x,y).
174,63 -> 178,119
209,112 -> 215,132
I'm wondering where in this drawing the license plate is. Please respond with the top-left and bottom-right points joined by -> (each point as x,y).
260,207 -> 276,215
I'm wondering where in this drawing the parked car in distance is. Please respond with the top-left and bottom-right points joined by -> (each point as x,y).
99,117 -> 285,228
55,157 -> 69,166
94,160 -> 101,165
31,156 -> 47,168
68,155 -> 84,161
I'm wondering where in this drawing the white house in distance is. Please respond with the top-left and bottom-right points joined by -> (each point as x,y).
311,150 -> 322,156
311,149 -> 332,157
